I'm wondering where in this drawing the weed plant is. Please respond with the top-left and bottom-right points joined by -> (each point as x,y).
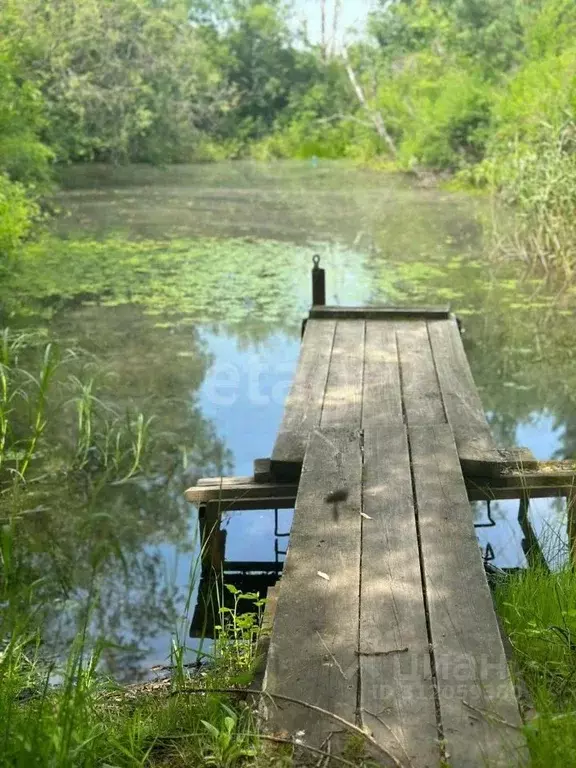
495,555 -> 576,767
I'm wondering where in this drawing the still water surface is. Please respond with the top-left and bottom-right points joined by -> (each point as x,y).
16,161 -> 576,679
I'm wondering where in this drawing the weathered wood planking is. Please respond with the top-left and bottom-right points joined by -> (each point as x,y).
428,319 -> 537,477
310,305 -> 451,320
466,461 -> 576,501
185,481 -> 298,504
271,319 -> 336,480
396,320 -> 447,427
263,428 -> 362,745
361,321 -> 403,428
429,318 -> 507,475
320,320 -> 365,428
409,424 -> 528,767
361,426 -> 439,767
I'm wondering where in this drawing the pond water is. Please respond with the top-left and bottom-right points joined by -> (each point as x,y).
4,160 -> 576,680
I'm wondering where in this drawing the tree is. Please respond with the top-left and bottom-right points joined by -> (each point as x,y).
2,0 -> 227,163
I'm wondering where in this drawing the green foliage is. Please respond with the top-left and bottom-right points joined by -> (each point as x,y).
0,45 -> 52,186
0,585 -> 264,767
495,566 -> 576,767
1,0 -> 226,165
358,0 -> 576,267
393,64 -> 493,170
496,566 -> 576,708
0,40 -> 52,260
0,176 -> 39,260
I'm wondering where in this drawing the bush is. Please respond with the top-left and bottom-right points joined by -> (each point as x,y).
394,64 -> 493,170
0,176 -> 39,260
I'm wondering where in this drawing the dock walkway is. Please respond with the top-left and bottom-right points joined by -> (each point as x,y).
186,300 -> 576,766
264,307 -> 526,767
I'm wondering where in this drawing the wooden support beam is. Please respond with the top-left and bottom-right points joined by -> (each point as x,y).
465,461 -> 576,501
309,305 -> 451,320
254,458 -> 272,483
185,481 -> 298,506
518,495 -> 549,572
198,502 -> 225,573
467,483 -> 572,501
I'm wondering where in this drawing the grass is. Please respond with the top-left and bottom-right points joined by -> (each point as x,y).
0,595 -> 264,767
495,559 -> 576,767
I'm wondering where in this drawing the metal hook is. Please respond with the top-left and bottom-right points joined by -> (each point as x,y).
313,254 -> 320,268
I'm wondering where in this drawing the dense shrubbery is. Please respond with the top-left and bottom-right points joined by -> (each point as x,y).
0,41 -> 51,259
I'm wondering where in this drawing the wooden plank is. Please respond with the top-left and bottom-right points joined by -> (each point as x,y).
360,426 -> 439,766
254,457 -> 272,483
222,562 -> 284,572
271,319 -> 336,480
310,305 -> 451,320
396,320 -> 446,427
320,320 -> 365,428
207,498 -> 295,513
409,424 -> 528,767
518,496 -> 549,572
263,428 -> 362,745
196,476 -> 254,487
466,461 -> 576,500
185,482 -> 298,504
467,483 -> 572,501
361,321 -> 403,428
428,319 -> 537,476
198,502 -> 225,573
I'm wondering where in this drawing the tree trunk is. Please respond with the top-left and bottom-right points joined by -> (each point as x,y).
342,47 -> 397,157
320,0 -> 327,61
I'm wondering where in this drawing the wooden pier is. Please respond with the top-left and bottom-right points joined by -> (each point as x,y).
186,265 -> 576,766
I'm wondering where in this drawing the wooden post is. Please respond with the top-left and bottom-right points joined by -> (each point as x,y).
311,254 -> 325,306
518,494 -> 549,572
198,502 -> 225,574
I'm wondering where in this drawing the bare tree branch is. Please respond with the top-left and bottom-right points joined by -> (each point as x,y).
320,0 -> 327,61
342,46 -> 397,156
331,0 -> 341,57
